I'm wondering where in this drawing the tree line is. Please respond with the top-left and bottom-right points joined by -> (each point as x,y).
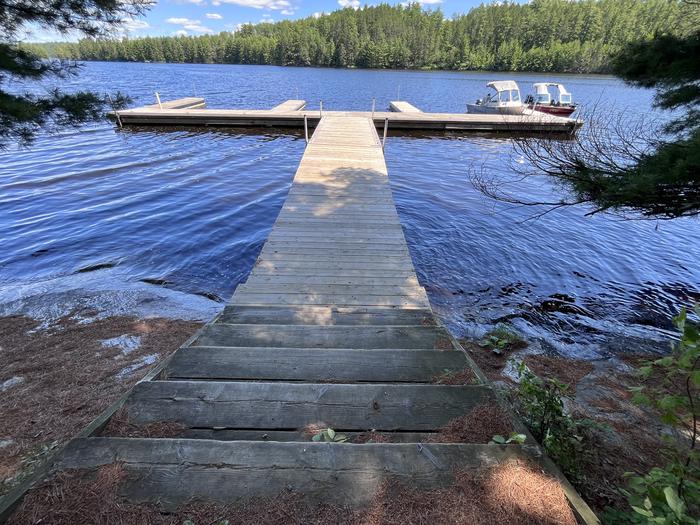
27,0 -> 691,74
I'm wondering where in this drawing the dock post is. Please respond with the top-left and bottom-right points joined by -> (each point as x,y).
304,115 -> 309,144
382,118 -> 389,149
372,98 -> 376,118
319,100 -> 323,117
155,92 -> 163,110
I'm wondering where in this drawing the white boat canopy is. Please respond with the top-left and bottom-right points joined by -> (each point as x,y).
533,82 -> 571,96
487,80 -> 520,92
532,82 -> 573,104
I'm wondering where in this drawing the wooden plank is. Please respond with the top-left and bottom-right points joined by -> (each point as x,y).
261,243 -> 409,253
265,234 -> 409,243
390,101 -> 423,113
57,439 -> 541,508
216,306 -> 434,326
142,97 -> 206,110
270,99 -> 306,112
229,293 -> 430,307
192,324 -> 450,349
243,275 -> 421,286
256,253 -> 413,263
234,284 -> 426,298
249,267 -> 419,277
165,347 -> 469,382
123,382 -> 494,430
180,429 -> 434,442
251,260 -> 418,271
249,271 -> 419,281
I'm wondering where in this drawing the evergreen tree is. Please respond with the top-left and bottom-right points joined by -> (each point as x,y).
28,1 -> 690,75
1,0 -> 152,147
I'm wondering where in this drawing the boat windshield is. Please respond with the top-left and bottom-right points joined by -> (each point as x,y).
497,89 -> 520,103
535,93 -> 551,104
560,93 -> 572,104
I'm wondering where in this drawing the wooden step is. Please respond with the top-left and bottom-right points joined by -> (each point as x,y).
164,347 -> 473,383
234,283 -> 426,297
230,293 -> 429,308
192,324 -> 453,349
249,266 -> 419,278
261,244 -> 410,256
216,305 -> 435,326
57,438 -> 541,509
179,429 -> 434,442
242,275 -> 421,286
123,381 -> 493,430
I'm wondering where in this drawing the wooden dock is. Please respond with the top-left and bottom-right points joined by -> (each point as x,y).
390,100 -> 423,113
0,111 -> 597,523
114,97 -> 582,133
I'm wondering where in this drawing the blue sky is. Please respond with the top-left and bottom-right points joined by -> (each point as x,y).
28,0 -> 490,41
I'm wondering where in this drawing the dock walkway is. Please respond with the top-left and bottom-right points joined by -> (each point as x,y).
1,112 -> 597,524
114,98 -> 583,133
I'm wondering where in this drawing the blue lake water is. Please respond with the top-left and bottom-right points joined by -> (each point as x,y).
1,62 -> 698,358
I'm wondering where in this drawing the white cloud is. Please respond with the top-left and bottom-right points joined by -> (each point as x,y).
184,23 -> 213,32
166,17 -> 195,24
280,8 -> 294,15
312,11 -> 323,18
166,17 -> 213,33
206,12 -> 223,19
188,0 -> 206,4
214,0 -> 291,10
338,0 -> 360,8
173,29 -> 189,36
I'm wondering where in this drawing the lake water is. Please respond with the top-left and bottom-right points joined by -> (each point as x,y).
1,62 -> 698,357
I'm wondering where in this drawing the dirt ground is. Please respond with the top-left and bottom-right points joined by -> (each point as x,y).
463,338 -> 675,515
0,312 -> 201,496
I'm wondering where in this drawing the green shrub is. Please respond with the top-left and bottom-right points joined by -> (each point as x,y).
479,324 -> 527,355
513,361 -> 594,481
605,305 -> 700,524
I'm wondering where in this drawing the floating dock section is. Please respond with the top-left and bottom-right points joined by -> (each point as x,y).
1,105 -> 596,524
390,100 -> 423,113
113,97 -> 583,133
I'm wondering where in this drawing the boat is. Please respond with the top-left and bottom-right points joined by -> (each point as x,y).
525,83 -> 577,116
466,80 -> 526,115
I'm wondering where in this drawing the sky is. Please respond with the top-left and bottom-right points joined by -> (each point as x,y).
26,0 -> 490,42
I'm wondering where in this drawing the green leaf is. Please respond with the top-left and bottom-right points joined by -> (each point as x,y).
631,506 -> 653,517
663,486 -> 684,517
327,428 -> 335,439
183,520 -> 196,525
508,433 -> 527,444
491,435 -> 506,444
312,434 -> 321,442
690,370 -> 700,387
